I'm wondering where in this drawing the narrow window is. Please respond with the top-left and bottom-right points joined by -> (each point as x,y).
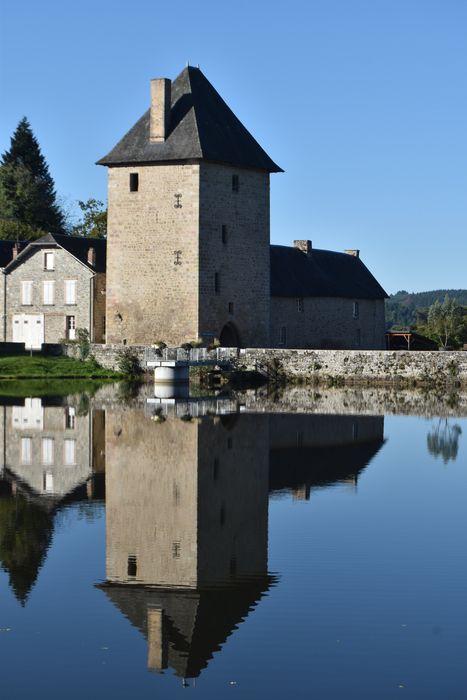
41,437 -> 54,465
127,555 -> 137,577
279,326 -> 287,346
43,472 -> 54,493
228,302 -> 234,315
232,174 -> 239,192
64,439 -> 76,465
297,297 -> 304,313
129,173 -> 139,192
66,316 -> 76,340
64,280 -> 77,305
21,437 -> 32,464
21,281 -> 33,305
174,193 -> 182,208
214,272 -> 220,295
221,224 -> 228,244
352,422 -> 359,441
172,541 -> 181,559
65,406 -> 75,430
44,252 -> 54,270
353,301 -> 359,319
173,481 -> 180,505
43,280 -> 55,305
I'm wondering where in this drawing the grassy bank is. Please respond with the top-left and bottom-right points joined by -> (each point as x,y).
0,354 -> 123,380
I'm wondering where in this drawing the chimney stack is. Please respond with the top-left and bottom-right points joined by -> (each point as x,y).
344,249 -> 360,258
293,240 -> 312,256
12,243 -> 19,260
150,78 -> 171,143
87,246 -> 96,266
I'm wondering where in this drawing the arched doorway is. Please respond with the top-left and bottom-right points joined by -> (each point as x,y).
219,322 -> 241,348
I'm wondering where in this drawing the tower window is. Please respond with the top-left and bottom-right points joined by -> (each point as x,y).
129,173 -> 139,192
353,301 -> 359,319
297,297 -> 304,313
232,174 -> 239,192
222,225 -> 228,244
127,556 -> 137,577
214,272 -> 220,295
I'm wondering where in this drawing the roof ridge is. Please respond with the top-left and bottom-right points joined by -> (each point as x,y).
184,67 -> 203,158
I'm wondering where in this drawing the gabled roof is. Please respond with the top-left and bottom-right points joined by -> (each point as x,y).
4,233 -> 106,274
0,240 -> 27,268
97,66 -> 282,173
270,245 -> 388,299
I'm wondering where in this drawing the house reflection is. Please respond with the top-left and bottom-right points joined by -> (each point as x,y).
101,407 -> 385,679
0,398 -> 105,604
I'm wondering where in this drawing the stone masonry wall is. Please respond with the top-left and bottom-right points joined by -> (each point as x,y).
271,297 -> 386,349
106,163 -> 200,345
199,164 -> 270,347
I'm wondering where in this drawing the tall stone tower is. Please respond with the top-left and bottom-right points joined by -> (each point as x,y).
98,67 -> 282,347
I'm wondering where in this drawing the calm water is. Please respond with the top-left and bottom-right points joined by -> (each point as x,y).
0,387 -> 466,699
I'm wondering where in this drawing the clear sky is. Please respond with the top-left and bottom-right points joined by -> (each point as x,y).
1,0 -> 466,294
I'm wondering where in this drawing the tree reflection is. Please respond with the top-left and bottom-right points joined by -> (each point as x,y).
427,419 -> 462,464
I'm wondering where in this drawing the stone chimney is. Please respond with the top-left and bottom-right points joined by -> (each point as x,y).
150,78 -> 171,143
87,246 -> 96,266
344,249 -> 360,258
12,243 -> 19,260
293,240 -> 312,256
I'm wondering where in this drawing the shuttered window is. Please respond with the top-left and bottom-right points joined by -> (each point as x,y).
64,280 -> 77,305
43,281 -> 55,305
42,437 -> 54,465
21,437 -> 32,464
21,281 -> 33,305
64,439 -> 76,465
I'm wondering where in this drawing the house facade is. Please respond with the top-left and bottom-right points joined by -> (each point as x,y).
3,234 -> 106,348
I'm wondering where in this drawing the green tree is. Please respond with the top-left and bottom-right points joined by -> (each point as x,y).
72,198 -> 107,238
0,117 -> 65,238
423,295 -> 464,348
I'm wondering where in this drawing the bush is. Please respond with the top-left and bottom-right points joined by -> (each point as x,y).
116,347 -> 143,376
76,328 -> 90,360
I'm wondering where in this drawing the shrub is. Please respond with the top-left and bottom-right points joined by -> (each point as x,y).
116,348 -> 143,376
76,328 -> 91,361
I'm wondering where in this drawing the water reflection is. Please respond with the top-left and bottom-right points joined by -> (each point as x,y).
0,398 -> 105,603
100,404 -> 385,678
427,418 -> 463,463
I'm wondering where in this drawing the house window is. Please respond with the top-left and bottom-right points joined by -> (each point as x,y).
66,316 -> 76,340
43,472 -> 54,493
127,556 -> 137,577
228,302 -> 234,315
21,281 -> 33,305
279,326 -> 287,346
64,280 -> 77,305
129,173 -> 139,192
232,174 -> 239,192
44,252 -> 54,270
42,437 -> 54,465
222,224 -> 228,244
64,439 -> 76,465
43,281 -> 55,305
353,301 -> 359,319
214,272 -> 220,295
65,406 -> 75,430
297,297 -> 304,313
21,437 -> 32,464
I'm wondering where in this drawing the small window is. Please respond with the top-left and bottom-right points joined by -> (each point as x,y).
279,326 -> 287,346
297,297 -> 304,313
172,541 -> 181,559
65,406 -> 75,430
43,472 -> 54,493
21,437 -> 32,465
44,252 -> 54,270
64,280 -> 77,305
66,316 -> 76,340
43,281 -> 55,305
21,281 -> 33,305
64,439 -> 76,465
42,437 -> 54,465
232,174 -> 239,192
222,225 -> 228,244
129,173 -> 139,192
127,556 -> 137,577
353,301 -> 359,319
228,302 -> 234,315
214,272 -> 220,295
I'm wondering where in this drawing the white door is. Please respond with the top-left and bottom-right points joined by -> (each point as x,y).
12,314 -> 44,350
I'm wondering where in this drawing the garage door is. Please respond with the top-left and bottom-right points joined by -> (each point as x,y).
12,314 -> 44,350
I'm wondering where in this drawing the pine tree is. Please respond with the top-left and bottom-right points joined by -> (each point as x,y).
0,117 -> 65,237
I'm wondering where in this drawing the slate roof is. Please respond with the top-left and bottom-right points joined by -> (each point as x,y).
5,233 -> 106,274
270,245 -> 388,299
0,240 -> 27,268
97,66 -> 282,173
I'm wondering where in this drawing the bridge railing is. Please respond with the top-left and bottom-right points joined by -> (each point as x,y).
144,346 -> 239,366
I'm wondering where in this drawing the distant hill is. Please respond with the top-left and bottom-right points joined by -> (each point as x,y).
386,290 -> 467,329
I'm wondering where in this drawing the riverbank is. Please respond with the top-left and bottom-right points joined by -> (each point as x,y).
0,354 -> 123,380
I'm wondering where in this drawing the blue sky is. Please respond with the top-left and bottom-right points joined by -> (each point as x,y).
1,0 -> 466,294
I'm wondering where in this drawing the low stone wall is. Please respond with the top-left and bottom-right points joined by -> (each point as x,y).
64,343 -> 147,370
233,348 -> 467,386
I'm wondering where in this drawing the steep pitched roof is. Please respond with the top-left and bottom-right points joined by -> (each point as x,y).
0,241 -> 27,268
4,233 -> 106,274
97,66 -> 282,173
270,245 -> 388,299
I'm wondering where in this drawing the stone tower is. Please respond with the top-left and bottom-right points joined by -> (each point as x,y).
98,67 -> 282,347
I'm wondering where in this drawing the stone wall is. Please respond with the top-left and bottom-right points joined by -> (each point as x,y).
64,342 -> 147,370
270,297 -> 385,349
